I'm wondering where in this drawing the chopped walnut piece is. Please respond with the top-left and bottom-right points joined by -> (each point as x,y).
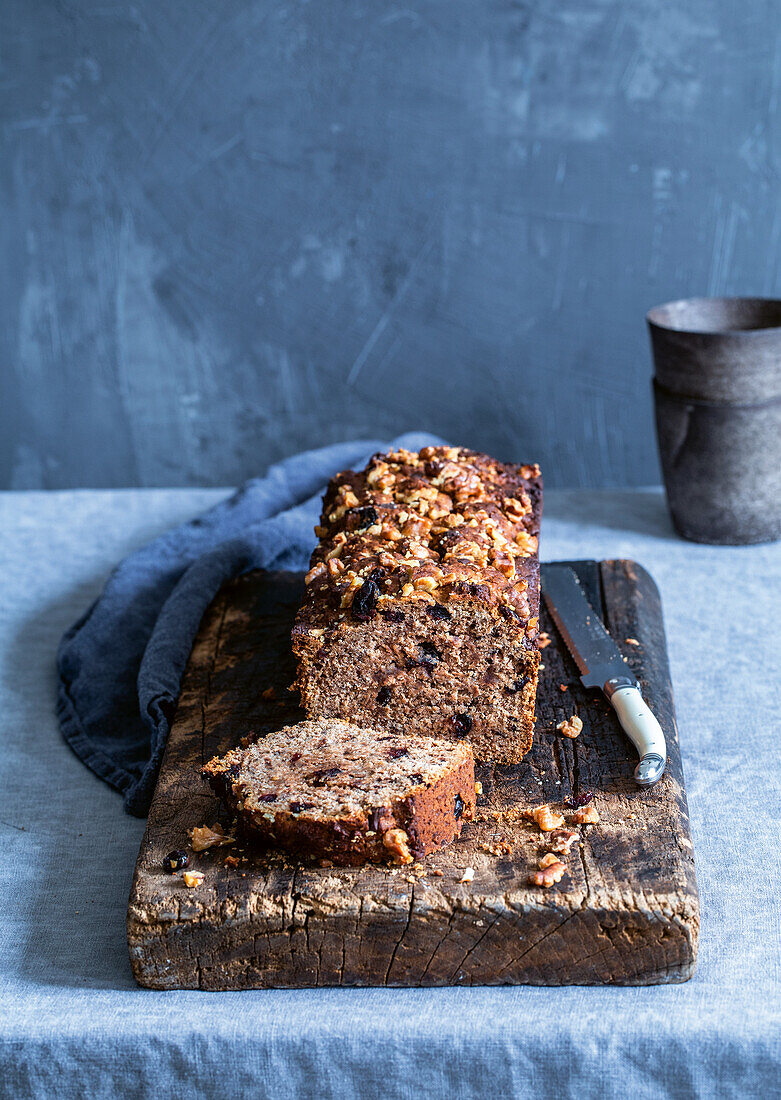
182,870 -> 205,888
625,637 -> 640,646
539,852 -> 560,869
430,868 -> 445,877
531,805 -> 566,832
223,855 -> 240,868
571,805 -> 600,825
528,858 -> 566,888
556,714 -> 583,739
459,867 -> 475,883
546,828 -> 578,854
382,827 -> 413,865
190,823 -> 235,852
537,632 -> 551,649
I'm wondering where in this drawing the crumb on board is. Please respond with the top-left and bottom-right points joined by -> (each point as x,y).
182,870 -> 205,888
261,686 -> 277,699
190,823 -> 235,852
459,867 -> 475,883
475,780 -> 483,796
538,632 -> 551,649
625,638 -> 640,646
530,805 -> 566,832
528,857 -> 566,888
559,683 -> 568,692
571,805 -> 600,825
479,841 -> 513,857
556,714 -> 583,739
545,828 -> 578,854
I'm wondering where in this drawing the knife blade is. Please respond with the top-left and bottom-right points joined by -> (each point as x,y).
541,564 -> 667,787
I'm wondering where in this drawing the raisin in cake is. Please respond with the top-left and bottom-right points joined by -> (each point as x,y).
203,718 -> 476,867
292,446 -> 542,763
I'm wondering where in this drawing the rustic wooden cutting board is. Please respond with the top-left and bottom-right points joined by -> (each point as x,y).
127,560 -> 699,989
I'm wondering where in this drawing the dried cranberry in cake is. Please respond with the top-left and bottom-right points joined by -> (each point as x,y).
202,718 -> 476,868
293,446 -> 542,763
449,713 -> 473,738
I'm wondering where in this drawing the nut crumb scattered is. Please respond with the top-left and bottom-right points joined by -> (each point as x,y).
459,867 -> 475,883
474,781 -> 483,796
479,841 -> 513,857
556,714 -> 583,739
431,868 -> 445,877
571,805 -> 600,825
183,870 -> 205,888
625,638 -> 640,646
546,828 -> 578,854
530,804 -> 566,832
223,855 -> 240,868
538,632 -> 551,649
261,686 -> 277,699
190,823 -> 235,852
559,683 -> 568,692
528,858 -> 566,888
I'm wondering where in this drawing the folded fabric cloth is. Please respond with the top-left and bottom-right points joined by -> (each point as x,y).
56,432 -> 441,815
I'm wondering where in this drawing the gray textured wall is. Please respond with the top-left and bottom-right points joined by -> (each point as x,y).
2,1 -> 778,489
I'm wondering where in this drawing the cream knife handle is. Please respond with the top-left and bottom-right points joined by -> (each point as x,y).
608,685 -> 667,787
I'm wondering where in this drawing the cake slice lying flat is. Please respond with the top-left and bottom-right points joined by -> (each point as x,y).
203,718 -> 476,867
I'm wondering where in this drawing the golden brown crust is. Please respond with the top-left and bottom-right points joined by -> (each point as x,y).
295,445 -> 542,636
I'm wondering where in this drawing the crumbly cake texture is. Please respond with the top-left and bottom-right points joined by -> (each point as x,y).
202,718 -> 476,867
292,445 -> 542,763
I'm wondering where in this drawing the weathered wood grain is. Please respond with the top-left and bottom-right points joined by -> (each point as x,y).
127,560 -> 699,988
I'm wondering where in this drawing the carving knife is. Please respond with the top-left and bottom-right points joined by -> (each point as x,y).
541,564 -> 667,787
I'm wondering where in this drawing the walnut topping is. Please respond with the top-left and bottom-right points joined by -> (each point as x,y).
546,828 -> 578,854
528,854 -> 566,887
382,827 -> 413,865
182,870 -> 205,888
190,823 -> 235,852
295,446 -> 541,625
556,714 -> 583,739
571,805 -> 600,825
531,805 -> 566,832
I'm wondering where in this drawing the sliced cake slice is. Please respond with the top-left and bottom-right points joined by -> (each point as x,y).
202,718 -> 476,867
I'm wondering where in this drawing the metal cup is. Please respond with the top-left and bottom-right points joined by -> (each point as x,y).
647,297 -> 781,545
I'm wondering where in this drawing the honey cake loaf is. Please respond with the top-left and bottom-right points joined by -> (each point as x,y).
292,445 -> 542,763
203,718 -> 476,867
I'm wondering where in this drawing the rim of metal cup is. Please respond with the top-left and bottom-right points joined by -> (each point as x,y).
646,296 -> 781,336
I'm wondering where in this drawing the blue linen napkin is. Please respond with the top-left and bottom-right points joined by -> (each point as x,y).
56,432 -> 441,816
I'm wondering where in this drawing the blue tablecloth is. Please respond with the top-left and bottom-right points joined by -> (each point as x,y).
1,487 -> 779,1099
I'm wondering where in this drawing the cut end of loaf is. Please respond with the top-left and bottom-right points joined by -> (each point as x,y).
294,599 -> 539,761
293,444 -> 542,764
203,718 -> 476,867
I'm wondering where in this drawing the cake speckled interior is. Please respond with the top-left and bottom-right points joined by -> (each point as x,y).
203,718 -> 476,867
